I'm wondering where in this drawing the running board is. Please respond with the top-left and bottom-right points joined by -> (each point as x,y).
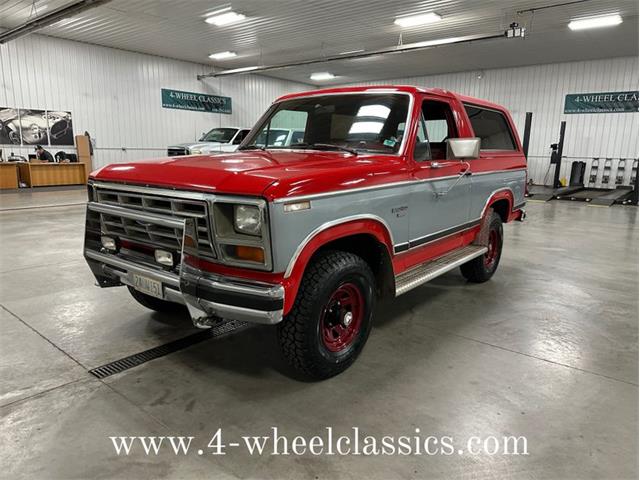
395,245 -> 488,296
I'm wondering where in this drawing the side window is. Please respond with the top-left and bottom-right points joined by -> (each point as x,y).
424,119 -> 449,142
421,100 -> 458,160
464,105 -> 516,150
413,114 -> 431,162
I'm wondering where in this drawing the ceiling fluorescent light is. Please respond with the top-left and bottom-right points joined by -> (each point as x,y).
394,12 -> 442,28
209,51 -> 237,60
205,10 -> 246,26
310,72 -> 335,81
405,37 -> 465,49
220,65 -> 259,74
568,14 -> 622,30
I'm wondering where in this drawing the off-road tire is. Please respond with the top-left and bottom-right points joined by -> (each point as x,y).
277,250 -> 376,380
460,211 -> 503,283
127,286 -> 186,314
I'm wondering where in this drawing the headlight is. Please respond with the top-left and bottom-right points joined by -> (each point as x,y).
190,148 -> 202,154
234,205 -> 262,235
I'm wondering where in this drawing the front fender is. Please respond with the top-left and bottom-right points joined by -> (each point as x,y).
281,217 -> 394,314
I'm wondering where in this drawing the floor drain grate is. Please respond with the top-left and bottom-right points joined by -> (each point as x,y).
89,320 -> 248,379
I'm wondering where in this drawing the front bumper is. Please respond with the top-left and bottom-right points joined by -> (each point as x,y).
85,248 -> 284,328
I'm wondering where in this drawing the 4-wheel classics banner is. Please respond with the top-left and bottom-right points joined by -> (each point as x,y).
161,88 -> 232,114
564,91 -> 639,114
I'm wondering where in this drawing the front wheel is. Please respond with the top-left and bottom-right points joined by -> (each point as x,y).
460,211 -> 503,283
277,250 -> 376,380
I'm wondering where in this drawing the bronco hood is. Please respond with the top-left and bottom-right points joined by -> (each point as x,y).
91,150 -> 406,199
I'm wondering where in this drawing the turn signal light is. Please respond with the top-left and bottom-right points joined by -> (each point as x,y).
233,245 -> 265,263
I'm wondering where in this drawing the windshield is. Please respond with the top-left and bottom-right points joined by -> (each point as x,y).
241,93 -> 410,154
199,128 -> 238,143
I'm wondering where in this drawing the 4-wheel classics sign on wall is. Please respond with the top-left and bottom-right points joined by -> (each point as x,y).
564,91 -> 639,114
161,88 -> 232,114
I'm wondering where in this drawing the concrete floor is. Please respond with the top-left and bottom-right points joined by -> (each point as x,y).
0,192 -> 637,479
0,186 -> 86,211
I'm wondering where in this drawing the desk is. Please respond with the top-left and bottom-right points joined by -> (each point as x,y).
18,162 -> 87,187
0,163 -> 20,189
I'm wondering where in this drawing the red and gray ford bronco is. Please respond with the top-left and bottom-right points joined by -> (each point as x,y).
84,86 -> 526,379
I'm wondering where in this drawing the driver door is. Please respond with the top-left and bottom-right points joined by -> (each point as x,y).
408,97 -> 473,249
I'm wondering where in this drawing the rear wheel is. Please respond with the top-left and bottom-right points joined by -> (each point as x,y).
460,211 -> 503,283
127,286 -> 186,314
277,250 -> 375,380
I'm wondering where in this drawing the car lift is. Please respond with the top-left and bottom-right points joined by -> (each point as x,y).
526,121 -> 583,201
559,157 -> 636,205
589,158 -> 637,206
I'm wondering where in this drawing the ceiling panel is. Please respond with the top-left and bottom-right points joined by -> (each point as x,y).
1,0 -> 637,85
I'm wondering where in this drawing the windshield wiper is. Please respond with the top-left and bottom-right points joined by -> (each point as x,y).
292,143 -> 358,156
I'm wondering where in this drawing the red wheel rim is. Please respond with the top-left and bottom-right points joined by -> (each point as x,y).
320,282 -> 364,352
484,229 -> 499,268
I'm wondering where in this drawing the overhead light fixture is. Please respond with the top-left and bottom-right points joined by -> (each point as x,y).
205,9 -> 246,26
339,49 -> 365,55
406,36 -> 465,48
208,51 -> 237,60
198,33 -> 504,79
310,72 -> 336,81
219,65 -> 259,74
394,12 -> 442,28
568,14 -> 622,30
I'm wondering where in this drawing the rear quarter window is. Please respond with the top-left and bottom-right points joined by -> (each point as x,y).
464,105 -> 516,150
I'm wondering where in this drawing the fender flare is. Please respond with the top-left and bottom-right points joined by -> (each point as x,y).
285,215 -> 395,278
481,188 -> 515,219
281,215 -> 394,314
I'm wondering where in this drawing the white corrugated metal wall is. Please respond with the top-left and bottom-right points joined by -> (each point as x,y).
341,57 -> 639,185
0,34 -> 308,168
1,33 -> 637,184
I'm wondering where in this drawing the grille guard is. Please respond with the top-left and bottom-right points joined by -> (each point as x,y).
84,211 -> 284,327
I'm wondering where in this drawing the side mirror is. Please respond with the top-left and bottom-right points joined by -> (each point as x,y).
446,138 -> 480,160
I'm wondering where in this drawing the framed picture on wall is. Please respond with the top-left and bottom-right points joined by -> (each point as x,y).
16,109 -> 50,146
47,110 -> 74,145
0,107 -> 22,145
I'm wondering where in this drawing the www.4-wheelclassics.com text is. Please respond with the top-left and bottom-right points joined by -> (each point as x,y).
110,427 -> 529,457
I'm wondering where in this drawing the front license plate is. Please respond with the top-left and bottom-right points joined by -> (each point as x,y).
132,273 -> 163,299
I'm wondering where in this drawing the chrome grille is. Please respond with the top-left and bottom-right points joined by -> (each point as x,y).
168,147 -> 188,156
94,187 -> 216,259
